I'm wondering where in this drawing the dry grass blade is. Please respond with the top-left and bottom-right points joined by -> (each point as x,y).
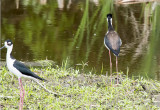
116,0 -> 157,4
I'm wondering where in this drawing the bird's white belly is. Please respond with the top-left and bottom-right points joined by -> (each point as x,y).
7,59 -> 22,78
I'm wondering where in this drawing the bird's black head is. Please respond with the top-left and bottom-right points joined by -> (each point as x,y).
0,39 -> 13,50
107,14 -> 112,19
5,39 -> 13,46
106,13 -> 113,25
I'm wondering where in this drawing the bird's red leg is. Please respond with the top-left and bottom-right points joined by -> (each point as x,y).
20,79 -> 25,109
18,78 -> 22,110
109,50 -> 112,75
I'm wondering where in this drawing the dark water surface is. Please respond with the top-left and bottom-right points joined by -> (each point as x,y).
1,0 -> 160,80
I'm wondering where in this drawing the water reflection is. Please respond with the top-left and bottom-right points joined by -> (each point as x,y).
1,0 -> 160,80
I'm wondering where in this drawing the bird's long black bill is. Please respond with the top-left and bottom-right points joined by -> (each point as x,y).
0,46 -> 5,50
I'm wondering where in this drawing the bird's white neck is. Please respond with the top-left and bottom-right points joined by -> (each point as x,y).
107,18 -> 114,31
107,18 -> 112,25
6,45 -> 13,60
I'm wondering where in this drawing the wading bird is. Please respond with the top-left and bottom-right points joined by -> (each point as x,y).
0,40 -> 46,110
104,14 -> 122,78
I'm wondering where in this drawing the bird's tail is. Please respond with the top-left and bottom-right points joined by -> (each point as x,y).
32,73 -> 47,81
111,49 -> 120,57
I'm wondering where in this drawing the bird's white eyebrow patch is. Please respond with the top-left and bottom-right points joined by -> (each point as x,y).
8,42 -> 11,45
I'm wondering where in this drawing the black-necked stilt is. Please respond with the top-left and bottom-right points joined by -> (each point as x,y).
0,39 -> 46,110
104,14 -> 122,77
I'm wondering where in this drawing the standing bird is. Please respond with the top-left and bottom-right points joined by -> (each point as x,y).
0,40 -> 46,110
104,14 -> 122,77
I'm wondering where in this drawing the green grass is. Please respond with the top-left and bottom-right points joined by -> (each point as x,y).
0,62 -> 160,109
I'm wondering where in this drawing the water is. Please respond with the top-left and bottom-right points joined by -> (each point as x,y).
1,0 -> 160,80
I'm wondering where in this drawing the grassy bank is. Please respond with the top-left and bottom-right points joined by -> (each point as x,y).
0,62 -> 160,109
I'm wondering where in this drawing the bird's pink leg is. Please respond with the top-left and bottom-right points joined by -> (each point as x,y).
116,56 -> 119,84
20,79 -> 25,109
116,56 -> 118,73
18,78 -> 22,110
109,50 -> 112,75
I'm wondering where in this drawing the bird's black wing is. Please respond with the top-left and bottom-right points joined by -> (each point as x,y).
13,60 -> 46,81
104,35 -> 120,56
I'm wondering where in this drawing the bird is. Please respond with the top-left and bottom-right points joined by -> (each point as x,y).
0,39 -> 46,110
104,14 -> 122,79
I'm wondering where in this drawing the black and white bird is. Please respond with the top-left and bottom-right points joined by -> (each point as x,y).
0,39 -> 46,110
104,14 -> 122,76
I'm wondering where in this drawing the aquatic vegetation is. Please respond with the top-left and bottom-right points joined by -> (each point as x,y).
1,0 -> 160,81
142,5 -> 160,78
